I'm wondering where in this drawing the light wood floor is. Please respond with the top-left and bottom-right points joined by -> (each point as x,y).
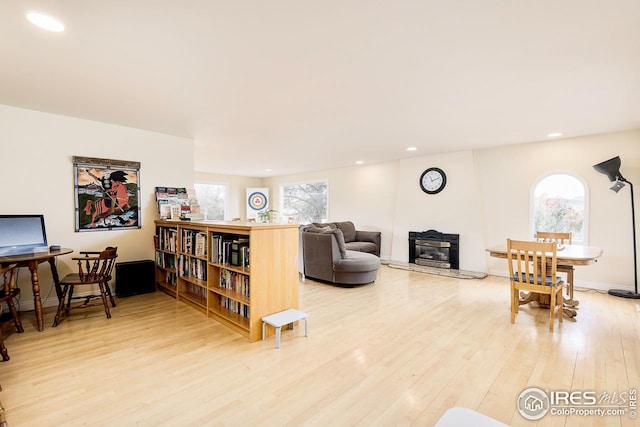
1,266 -> 639,426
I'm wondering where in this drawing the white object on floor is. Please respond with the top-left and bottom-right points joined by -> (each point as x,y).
261,308 -> 308,348
434,407 -> 509,427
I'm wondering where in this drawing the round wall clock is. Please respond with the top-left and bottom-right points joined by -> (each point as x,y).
419,167 -> 447,194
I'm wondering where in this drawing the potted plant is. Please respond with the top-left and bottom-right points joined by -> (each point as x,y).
257,209 -> 278,223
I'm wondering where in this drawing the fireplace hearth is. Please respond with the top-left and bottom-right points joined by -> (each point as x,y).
409,230 -> 459,270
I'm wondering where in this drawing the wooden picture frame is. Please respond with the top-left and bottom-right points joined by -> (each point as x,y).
73,156 -> 141,232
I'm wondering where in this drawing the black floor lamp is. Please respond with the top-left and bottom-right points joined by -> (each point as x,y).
593,156 -> 640,299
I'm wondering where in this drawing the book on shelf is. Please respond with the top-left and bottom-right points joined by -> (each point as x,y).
185,282 -> 206,300
220,296 -> 249,318
241,246 -> 250,268
230,240 -> 249,266
210,234 -> 248,265
159,271 -> 177,288
159,203 -> 171,219
170,204 -> 181,220
178,255 -> 207,281
183,231 -> 192,254
210,234 -> 220,263
219,269 -> 250,297
195,232 -> 206,257
155,252 -> 176,269
157,226 -> 178,252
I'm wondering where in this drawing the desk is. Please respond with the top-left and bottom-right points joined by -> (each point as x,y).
0,248 -> 73,331
486,244 -> 603,316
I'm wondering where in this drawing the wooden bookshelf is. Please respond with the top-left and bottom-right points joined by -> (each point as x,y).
154,220 -> 300,342
155,224 -> 178,297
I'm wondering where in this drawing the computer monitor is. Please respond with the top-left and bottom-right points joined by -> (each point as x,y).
0,214 -> 49,256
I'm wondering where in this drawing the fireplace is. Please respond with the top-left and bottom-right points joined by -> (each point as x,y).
409,230 -> 459,270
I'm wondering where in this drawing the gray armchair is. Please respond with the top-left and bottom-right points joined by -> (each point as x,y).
301,225 -> 380,286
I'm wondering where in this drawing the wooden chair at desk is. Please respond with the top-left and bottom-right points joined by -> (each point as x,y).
536,231 -> 576,302
0,264 -> 24,362
52,247 -> 118,327
507,239 -> 564,332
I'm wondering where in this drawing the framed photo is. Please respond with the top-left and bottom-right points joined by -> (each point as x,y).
246,188 -> 269,219
73,156 -> 141,232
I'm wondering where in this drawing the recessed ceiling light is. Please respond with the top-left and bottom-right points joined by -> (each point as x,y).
27,11 -> 65,32
265,168 -> 273,172
406,147 -> 417,152
355,160 -> 364,165
547,132 -> 563,138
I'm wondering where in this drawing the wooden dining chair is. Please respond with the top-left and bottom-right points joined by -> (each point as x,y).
507,239 -> 564,332
52,247 -> 118,327
0,264 -> 24,362
536,231 -> 575,301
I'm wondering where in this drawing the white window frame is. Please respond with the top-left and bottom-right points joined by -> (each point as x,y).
529,170 -> 589,244
279,179 -> 329,224
194,181 -> 228,221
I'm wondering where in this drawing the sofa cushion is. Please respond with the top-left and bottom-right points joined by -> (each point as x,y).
304,225 -> 332,233
334,221 -> 357,243
345,241 -> 378,255
334,250 -> 380,273
330,229 -> 347,258
312,222 -> 337,230
304,225 -> 346,258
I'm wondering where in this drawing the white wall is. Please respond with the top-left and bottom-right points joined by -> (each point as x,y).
264,151 -> 486,269
263,130 -> 640,290
263,162 -> 398,259
4,103 -> 638,299
476,130 -> 640,290
391,150 -> 487,272
0,105 -> 194,308
194,172 -> 262,220
265,151 -> 486,272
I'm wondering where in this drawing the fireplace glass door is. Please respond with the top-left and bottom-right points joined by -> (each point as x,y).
415,240 -> 451,268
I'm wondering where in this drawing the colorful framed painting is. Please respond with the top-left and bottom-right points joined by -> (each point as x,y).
246,188 -> 269,220
73,156 -> 141,232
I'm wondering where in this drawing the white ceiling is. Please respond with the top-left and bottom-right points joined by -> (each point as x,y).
2,1 -> 639,177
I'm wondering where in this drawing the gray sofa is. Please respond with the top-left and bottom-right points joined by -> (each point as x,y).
312,221 -> 381,256
301,223 -> 381,286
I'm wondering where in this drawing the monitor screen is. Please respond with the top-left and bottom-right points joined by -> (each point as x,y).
0,214 -> 49,256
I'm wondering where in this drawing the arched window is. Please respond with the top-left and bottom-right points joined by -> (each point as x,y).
531,173 -> 588,243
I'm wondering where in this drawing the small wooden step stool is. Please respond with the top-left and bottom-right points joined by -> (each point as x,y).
261,308 -> 308,348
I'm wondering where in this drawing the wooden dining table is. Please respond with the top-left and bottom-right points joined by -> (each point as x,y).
485,243 -> 603,317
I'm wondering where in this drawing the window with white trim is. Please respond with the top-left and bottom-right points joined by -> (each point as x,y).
280,181 -> 328,224
194,182 -> 227,220
531,173 -> 588,243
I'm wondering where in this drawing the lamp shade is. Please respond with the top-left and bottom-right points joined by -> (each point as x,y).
593,156 -> 622,182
